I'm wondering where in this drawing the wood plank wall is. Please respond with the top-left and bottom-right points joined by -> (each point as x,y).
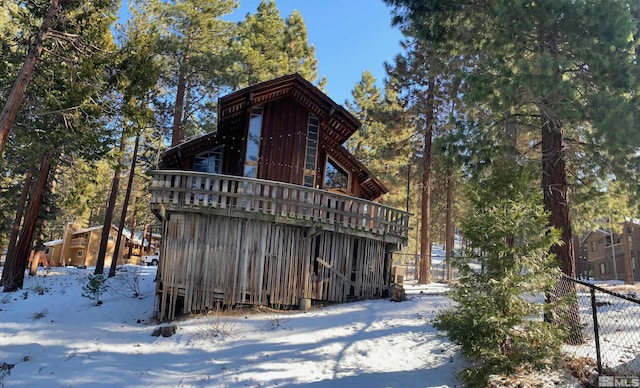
157,211 -> 389,320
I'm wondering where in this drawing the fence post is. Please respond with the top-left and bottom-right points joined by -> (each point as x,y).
589,287 -> 603,375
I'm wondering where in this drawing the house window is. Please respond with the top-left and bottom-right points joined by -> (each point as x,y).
600,262 -> 607,274
108,235 -> 114,242
324,158 -> 349,190
77,250 -> 83,257
244,106 -> 263,178
591,241 -> 596,252
194,146 -> 224,173
303,115 -> 319,187
44,247 -> 50,255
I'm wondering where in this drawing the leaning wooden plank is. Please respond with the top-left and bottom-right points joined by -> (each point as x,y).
316,257 -> 356,288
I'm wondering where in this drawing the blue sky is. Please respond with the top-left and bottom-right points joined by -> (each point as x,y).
117,1 -> 405,106
228,0 -> 405,105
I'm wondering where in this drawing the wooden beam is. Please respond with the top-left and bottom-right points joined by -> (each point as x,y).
316,257 -> 355,287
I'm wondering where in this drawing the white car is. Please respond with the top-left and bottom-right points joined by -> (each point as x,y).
141,255 -> 159,266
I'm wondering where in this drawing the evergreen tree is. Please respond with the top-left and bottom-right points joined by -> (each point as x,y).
95,2 -> 162,274
346,70 -> 413,209
231,0 -> 324,87
435,156 -> 565,386
384,37 -> 464,283
1,0 -> 119,290
144,0 -> 237,146
384,0 -> 640,278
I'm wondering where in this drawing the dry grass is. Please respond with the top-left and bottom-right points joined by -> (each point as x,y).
565,357 -> 598,387
487,358 -> 586,387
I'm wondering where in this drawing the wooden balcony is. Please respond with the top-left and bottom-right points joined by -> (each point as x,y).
150,171 -> 410,245
69,237 -> 88,248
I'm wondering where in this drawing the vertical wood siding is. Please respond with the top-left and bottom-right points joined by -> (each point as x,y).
157,212 -> 389,320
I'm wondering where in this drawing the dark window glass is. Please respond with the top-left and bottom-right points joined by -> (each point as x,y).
194,145 -> 224,173
324,158 -> 349,190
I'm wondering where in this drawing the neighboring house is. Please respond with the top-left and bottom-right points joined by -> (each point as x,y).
43,224 -> 133,267
583,220 -> 640,281
43,239 -> 64,266
144,229 -> 163,256
150,73 -> 410,320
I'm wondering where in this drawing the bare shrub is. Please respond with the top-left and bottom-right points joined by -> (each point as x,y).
31,309 -> 48,320
190,303 -> 239,343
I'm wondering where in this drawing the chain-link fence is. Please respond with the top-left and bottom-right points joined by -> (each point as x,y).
390,256 -> 640,376
556,275 -> 640,376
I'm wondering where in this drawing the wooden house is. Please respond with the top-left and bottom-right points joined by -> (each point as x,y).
583,220 -> 640,281
43,224 -> 133,267
150,73 -> 410,320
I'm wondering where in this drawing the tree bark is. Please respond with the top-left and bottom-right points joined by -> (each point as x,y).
622,222 -> 634,285
444,164 -> 454,283
0,0 -> 59,155
171,67 -> 187,147
541,104 -> 575,277
418,78 -> 435,284
141,223 -> 149,255
95,130 -> 127,274
126,196 -> 139,262
0,164 -> 36,287
3,153 -> 53,292
109,133 -> 140,277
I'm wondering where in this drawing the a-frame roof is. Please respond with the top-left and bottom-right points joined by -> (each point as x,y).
159,74 -> 388,199
219,73 -> 361,145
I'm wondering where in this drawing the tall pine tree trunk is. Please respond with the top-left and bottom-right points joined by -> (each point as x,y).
540,102 -> 582,343
171,68 -> 187,147
622,223 -> 634,284
0,0 -> 58,155
419,78 -> 435,284
141,224 -> 149,255
109,133 -> 140,278
126,196 -> 139,262
95,130 -> 127,274
541,105 -> 575,277
2,153 -> 52,291
0,164 -> 35,287
444,165 -> 454,283
171,61 -> 190,148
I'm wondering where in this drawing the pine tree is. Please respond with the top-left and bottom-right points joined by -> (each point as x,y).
143,0 -> 237,146
82,273 -> 108,305
231,0 -> 323,88
435,156 -> 565,386
346,71 -> 412,210
1,0 -> 119,289
384,0 -> 640,279
95,2 -> 162,275
385,37 -> 464,283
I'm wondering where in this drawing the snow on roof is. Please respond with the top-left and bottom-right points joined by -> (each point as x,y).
72,225 -> 137,242
72,225 -> 105,234
44,239 -> 63,246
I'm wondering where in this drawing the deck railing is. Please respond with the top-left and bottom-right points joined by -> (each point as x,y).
69,237 -> 88,248
150,170 -> 411,243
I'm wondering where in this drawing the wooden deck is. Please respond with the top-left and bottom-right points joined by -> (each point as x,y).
149,171 -> 411,320
150,171 -> 410,245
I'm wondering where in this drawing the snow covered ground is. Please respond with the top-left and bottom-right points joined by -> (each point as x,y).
563,281 -> 640,375
0,265 -> 470,387
0,264 -> 593,387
